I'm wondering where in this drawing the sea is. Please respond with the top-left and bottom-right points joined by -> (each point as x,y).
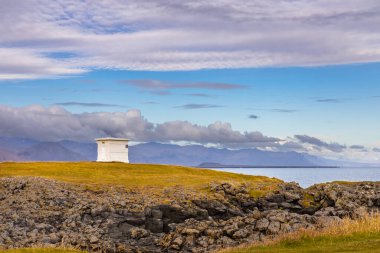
211,167 -> 380,188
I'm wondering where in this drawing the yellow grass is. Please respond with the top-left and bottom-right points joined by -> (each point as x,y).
0,162 -> 281,193
220,213 -> 380,253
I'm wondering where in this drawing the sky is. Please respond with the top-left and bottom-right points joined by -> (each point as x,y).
1,0 -> 380,163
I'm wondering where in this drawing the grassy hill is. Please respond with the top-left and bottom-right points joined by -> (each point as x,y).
2,162 -> 379,253
0,162 -> 280,195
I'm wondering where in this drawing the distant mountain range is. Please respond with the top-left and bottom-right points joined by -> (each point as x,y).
0,137 -> 375,167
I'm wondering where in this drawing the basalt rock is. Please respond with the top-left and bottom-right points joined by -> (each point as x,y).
0,177 -> 379,252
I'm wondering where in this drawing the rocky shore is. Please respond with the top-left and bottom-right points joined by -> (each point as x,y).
1,177 -> 379,252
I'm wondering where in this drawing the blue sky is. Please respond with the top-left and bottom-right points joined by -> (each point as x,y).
1,0 -> 380,162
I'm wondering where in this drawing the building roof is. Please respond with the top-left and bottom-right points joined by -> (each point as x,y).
95,137 -> 130,142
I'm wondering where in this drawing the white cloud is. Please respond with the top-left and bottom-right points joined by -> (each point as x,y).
1,0 -> 380,79
0,104 -> 378,162
0,48 -> 86,80
0,104 -> 279,147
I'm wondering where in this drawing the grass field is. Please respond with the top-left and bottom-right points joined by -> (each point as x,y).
0,162 -> 280,194
221,214 -> 380,253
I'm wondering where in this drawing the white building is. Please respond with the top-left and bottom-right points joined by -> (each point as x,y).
96,138 -> 130,163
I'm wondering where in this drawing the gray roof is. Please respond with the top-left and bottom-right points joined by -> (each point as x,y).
95,137 -> 129,142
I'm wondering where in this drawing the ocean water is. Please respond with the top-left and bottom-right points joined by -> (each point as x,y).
211,167 -> 380,188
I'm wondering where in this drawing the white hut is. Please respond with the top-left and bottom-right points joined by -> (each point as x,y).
96,138 -> 129,163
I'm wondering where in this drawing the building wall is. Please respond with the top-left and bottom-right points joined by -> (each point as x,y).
96,140 -> 129,163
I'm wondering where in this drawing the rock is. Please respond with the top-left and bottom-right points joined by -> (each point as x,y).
268,211 -> 287,223
193,200 -> 228,217
1,177 -> 379,253
130,227 -> 149,239
205,229 -> 221,238
125,214 -> 146,226
284,192 -> 301,202
255,218 -> 269,231
315,216 -> 342,228
223,224 -> 238,236
372,195 -> 380,206
118,221 -> 134,234
232,229 -> 250,239
266,194 -> 285,203
280,223 -> 292,233
89,235 -> 99,243
146,218 -> 164,233
170,236 -> 183,250
181,228 -> 200,236
219,236 -> 236,247
267,221 -> 281,234
251,209 -> 261,219
48,233 -> 60,244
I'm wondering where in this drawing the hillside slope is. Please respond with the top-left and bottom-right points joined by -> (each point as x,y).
0,162 -> 279,190
18,142 -> 86,161
0,162 -> 379,252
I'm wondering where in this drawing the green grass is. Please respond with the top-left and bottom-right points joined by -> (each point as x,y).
221,215 -> 380,253
225,233 -> 380,253
0,162 -> 280,193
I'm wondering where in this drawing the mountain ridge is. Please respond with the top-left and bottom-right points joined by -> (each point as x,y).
0,137 -> 375,167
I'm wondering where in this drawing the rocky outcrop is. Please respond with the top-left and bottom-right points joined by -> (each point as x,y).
0,177 -> 379,252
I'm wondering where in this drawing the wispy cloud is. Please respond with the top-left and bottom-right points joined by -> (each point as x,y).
2,0 -> 380,80
78,79 -> 97,84
122,79 -> 246,90
315,98 -> 342,103
186,93 -> 214,97
52,102 -> 124,108
149,90 -> 172,96
295,134 -> 347,152
143,101 -> 160,105
350,145 -> 365,150
350,145 -> 367,152
270,109 -> 298,113
251,108 -> 298,113
175,104 -> 222,110
373,148 -> 380,152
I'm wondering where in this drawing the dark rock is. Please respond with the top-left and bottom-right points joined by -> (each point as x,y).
267,221 -> 281,234
1,177 -> 379,253
255,218 -> 269,231
146,218 -> 164,233
373,195 -> 380,207
193,199 -> 228,217
284,192 -> 301,202
266,194 -> 285,203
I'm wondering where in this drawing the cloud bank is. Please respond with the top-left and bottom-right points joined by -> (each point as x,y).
1,0 -> 380,79
0,105 -> 279,148
0,104 -> 378,162
294,134 -> 347,152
